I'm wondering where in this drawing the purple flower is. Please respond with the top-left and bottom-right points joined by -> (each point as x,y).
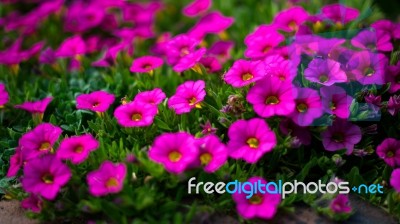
351,30 -> 393,52
364,93 -> 382,107
386,61 -> 400,93
246,76 -> 296,118
321,119 -> 362,154
194,135 -> 227,173
372,19 -> 400,40
200,120 -> 217,135
321,4 -> 359,25
224,59 -> 265,87
320,86 -> 353,119
279,119 -> 312,146
148,132 -> 198,174
390,168 -> 400,193
56,134 -> 99,164
348,51 -> 387,85
64,2 -> 105,33
87,161 -> 127,197
304,58 -> 347,85
165,34 -> 199,66
376,138 -> 400,167
388,95 -> 400,116
39,47 -> 56,65
199,56 -> 222,73
330,194 -> 352,214
289,88 -> 323,126
22,155 -> 71,200
172,48 -> 206,73
227,118 -> 277,163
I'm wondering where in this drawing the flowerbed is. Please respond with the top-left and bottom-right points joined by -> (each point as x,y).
0,0 -> 400,223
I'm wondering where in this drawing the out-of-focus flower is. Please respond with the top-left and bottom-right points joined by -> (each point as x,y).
39,47 -> 57,65
279,119 -> 312,146
227,118 -> 277,163
87,161 -> 127,197
76,91 -> 115,113
55,35 -> 86,58
351,30 -> 393,52
304,58 -> 347,85
134,88 -> 166,105
15,97 -> 53,122
371,19 -> 400,40
64,2 -> 105,33
376,138 -> 400,167
183,0 -> 211,17
114,101 -> 158,127
364,93 -> 382,107
148,132 -> 198,174
386,61 -> 400,93
188,11 -> 234,40
272,6 -> 308,32
199,56 -> 222,73
207,40 -> 234,63
56,134 -> 99,164
168,80 -> 206,114
246,76 -> 296,118
320,4 -> 359,26
130,56 -> 163,74
244,30 -> 284,59
165,34 -> 199,66
200,120 -> 217,135
172,48 -> 206,73
22,155 -> 71,200
223,59 -> 265,87
320,86 -> 353,119
232,177 -> 281,220
92,43 -> 126,67
6,146 -> 25,177
194,134 -> 227,173
21,194 -> 43,213
321,119 -> 362,154
289,88 -> 323,126
0,83 -> 9,108
388,95 -> 400,116
330,194 -> 352,214
390,168 -> 400,193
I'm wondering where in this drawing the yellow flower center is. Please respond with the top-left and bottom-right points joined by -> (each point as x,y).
387,151 -> 394,158
332,133 -> 344,143
330,102 -> 336,110
180,47 -> 190,56
131,113 -> 142,121
200,153 -> 212,165
189,97 -> 197,106
106,177 -> 119,188
288,20 -> 298,31
297,103 -> 308,113
241,73 -> 253,81
247,138 -> 259,149
39,142 -> 51,151
42,173 -> 54,184
74,146 -> 84,153
168,151 -> 182,162
262,45 -> 272,54
265,96 -> 280,105
319,75 -> 329,83
249,194 -> 263,205
364,67 -> 375,77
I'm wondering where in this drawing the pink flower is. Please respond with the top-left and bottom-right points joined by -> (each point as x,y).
351,30 -> 393,52
321,4 -> 359,25
188,11 -> 234,40
264,56 -> 296,82
200,120 -> 217,135
76,90 -> 115,113
39,47 -> 56,65
165,34 -> 199,66
227,118 -> 277,163
390,168 -> 400,193
376,138 -> 400,167
21,194 -> 43,213
130,56 -> 163,73
289,88 -> 323,126
92,43 -> 126,67
199,56 -> 222,73
194,135 -> 227,173
114,101 -> 158,127
134,88 -> 166,105
348,51 -> 387,85
87,161 -> 127,197
22,155 -> 71,200
6,146 -> 25,177
321,119 -> 362,154
223,59 -> 265,87
207,40 -> 234,63
19,123 -> 62,160
172,48 -> 206,73
56,134 -> 99,164
55,35 -> 86,58
244,30 -> 284,59
272,6 -> 309,32
168,80 -> 206,114
64,2 -> 105,33
304,58 -> 347,85
183,0 -> 211,17
386,61 -> 400,93
15,97 -> 53,114
0,83 -> 9,107
320,86 -> 353,119
148,132 -> 198,174
232,177 -> 281,220
246,76 -> 296,118
330,194 -> 352,214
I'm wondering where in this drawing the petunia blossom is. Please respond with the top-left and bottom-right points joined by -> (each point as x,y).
87,161 -> 127,197
376,138 -> 400,167
114,101 -> 158,127
321,119 -> 362,154
330,194 -> 352,214
244,30 -> 284,59
134,88 -> 166,105
15,97 -> 53,121
351,30 -> 393,52
76,90 -> 115,113
320,86 -> 353,119
194,134 -> 228,173
21,194 -> 43,213
390,168 -> 400,193
130,55 -> 163,73
0,83 -> 9,108
304,58 -> 347,85
385,61 -> 400,93
168,80 -> 206,114
223,59 -> 265,88
272,6 -> 309,32
183,0 -> 211,17
289,88 -> 323,126
56,134 -> 99,164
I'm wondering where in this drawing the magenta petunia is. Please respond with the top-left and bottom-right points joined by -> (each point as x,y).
200,120 -> 217,135
194,134 -> 228,173
56,134 -> 99,164
348,51 -> 387,85
76,90 -> 115,113
183,0 -> 211,17
223,59 -> 265,88
148,132 -> 198,174
207,40 -> 234,63
92,43 -> 126,67
64,2 -> 105,33
130,56 -> 163,73
39,47 -> 56,65
264,56 -> 296,82
272,6 -> 309,32
21,194 -> 43,213
55,35 -> 86,58
22,155 -> 71,200
227,118 -> 277,163
232,177 -> 281,220
165,34 -> 199,66
134,88 -> 166,105
372,19 -> 400,40
15,97 -> 53,114
199,56 -> 222,73
114,101 -> 158,127
304,58 -> 347,85
0,83 -> 9,107
351,30 -> 393,52
246,76 -> 296,118
279,119 -> 312,147
289,88 -> 323,126
321,4 -> 359,25
172,48 -> 206,73
321,119 -> 362,154
330,194 -> 352,214
376,138 -> 400,167
188,11 -> 234,40
386,61 -> 400,93
168,80 -> 206,114
244,30 -> 284,59
6,146 -> 25,177
320,86 -> 353,119
19,123 -> 62,160
390,169 -> 400,193
388,95 -> 400,116
86,160 -> 127,197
